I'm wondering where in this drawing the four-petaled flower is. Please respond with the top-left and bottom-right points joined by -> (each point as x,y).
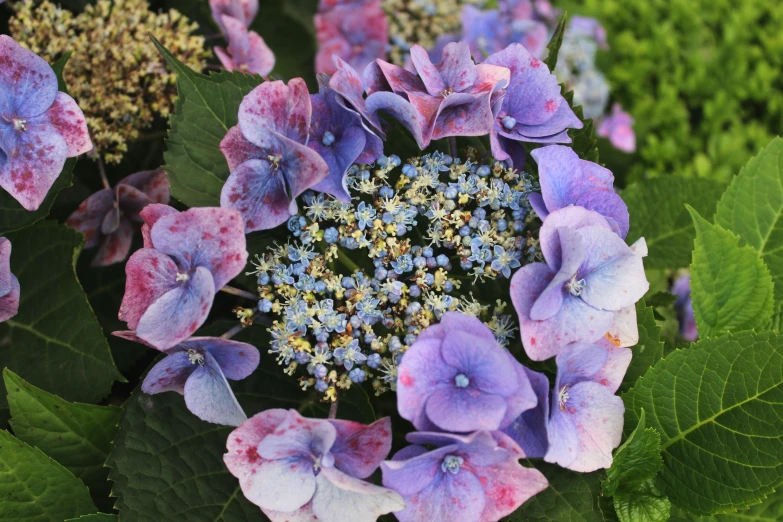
0,35 -> 92,211
224,409 -> 405,522
118,204 -> 248,350
598,103 -> 636,153
382,430 -> 548,522
220,79 -> 330,232
214,15 -> 275,76
0,238 -> 20,323
66,168 -> 170,267
210,0 -> 258,36
397,312 -> 537,432
315,0 -> 388,76
114,331 -> 259,427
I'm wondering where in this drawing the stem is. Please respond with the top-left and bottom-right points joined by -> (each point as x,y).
95,154 -> 111,190
336,250 -> 361,274
448,137 -> 458,159
328,397 -> 339,419
219,311 -> 271,339
221,285 -> 258,300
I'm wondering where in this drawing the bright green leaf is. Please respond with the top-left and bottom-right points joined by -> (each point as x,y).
622,177 -> 725,269
0,430 -> 97,521
0,222 -> 123,427
152,37 -> 262,208
623,331 -> 783,515
4,369 -> 121,511
688,207 -> 774,337
670,490 -> 783,521
604,410 -> 663,497
614,479 -> 671,522
622,301 -> 666,391
715,137 -> 783,292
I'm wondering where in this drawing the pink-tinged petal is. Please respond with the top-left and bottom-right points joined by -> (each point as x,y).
0,237 -> 12,295
592,342 -> 632,393
434,42 -> 478,93
224,408 -> 289,476
210,0 -> 259,34
42,92 -> 92,157
373,59 -> 426,96
222,15 -> 251,59
404,90 -> 443,146
475,457 -> 548,521
329,55 -> 384,134
416,311 -> 497,344
183,351 -> 247,426
365,91 -> 427,149
66,188 -> 115,248
149,206 -> 248,289
425,386 -> 508,432
554,342 -> 609,388
382,445 -> 451,496
312,467 -> 405,522
390,468 -> 485,522
248,457 -> 317,512
220,125 -> 265,172
215,46 -> 234,71
221,158 -> 290,232
220,15 -> 275,76
135,266 -> 216,350
606,305 -> 639,349
180,337 -> 259,380
111,330 -> 155,348
118,168 -> 170,210
258,410 -> 336,460
263,501 -> 319,522
0,125 -> 68,211
472,63 -> 510,94
139,203 -> 178,248
0,273 -> 20,323
396,337 -> 457,429
239,79 -> 311,146
245,33 -> 275,76
430,91 -> 496,142
537,206 -> 611,271
530,226 -> 587,321
502,367 -> 550,458
545,381 -> 624,472
315,36 -> 350,75
409,45 -> 447,96
118,248 -> 178,329
0,35 -> 57,118
141,351 -> 193,394
91,218 -> 133,267
329,417 -> 392,479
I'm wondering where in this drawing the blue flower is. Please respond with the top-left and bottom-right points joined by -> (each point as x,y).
355,201 -> 377,230
334,339 -> 367,370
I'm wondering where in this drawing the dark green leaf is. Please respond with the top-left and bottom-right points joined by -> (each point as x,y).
646,292 -> 676,310
621,300 -> 665,392
65,516 -> 117,522
0,221 -> 123,426
670,490 -> 783,521
604,410 -> 663,497
544,12 -> 568,71
0,429 -> 97,521
4,369 -> 121,512
50,51 -> 73,93
613,479 -> 671,522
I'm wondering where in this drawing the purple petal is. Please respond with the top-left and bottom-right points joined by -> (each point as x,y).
475,454 -> 548,521
512,101 -> 581,141
0,35 -> 57,118
135,266 -> 216,350
593,341 -> 632,393
425,385 -> 508,432
220,125 -> 265,172
416,311 -> 497,344
440,330 -> 518,396
141,351 -> 193,394
365,91 -> 427,149
118,168 -> 170,213
0,237 -> 12,296
372,60 -> 426,96
574,190 -> 630,238
91,218 -> 133,267
210,0 -> 259,34
554,342 -> 609,389
382,445 -> 451,496
221,158 -> 290,232
328,55 -> 384,134
537,206 -> 612,267
531,145 -> 613,209
0,273 -> 20,323
530,226 -> 587,320
139,204 -> 178,248
180,337 -> 260,380
502,367 -> 550,458
389,467 -> 485,522
239,79 -> 311,146
329,417 -> 392,479
118,248 -> 178,330
397,337 -> 457,429
66,188 -> 115,248
409,44 -> 448,96
429,91 -> 496,142
183,351 -> 247,426
471,63 -> 510,94
529,192 -> 548,220
42,92 -> 92,157
312,467 -> 405,522
499,356 -> 539,430
257,410 -> 336,461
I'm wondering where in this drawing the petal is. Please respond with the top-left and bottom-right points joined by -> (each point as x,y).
528,192 -> 548,220
366,91 -> 427,149
310,126 -> 365,202
382,445 -> 450,496
239,79 -> 311,146
606,305 -> 639,349
141,351 -> 193,394
537,206 -> 612,268
257,410 -> 336,460
531,145 -> 614,212
91,218 -> 133,267
0,35 -> 57,118
180,337 -> 260,380
554,341 -> 610,389
214,46 -> 234,71
224,408 -> 289,476
329,55 -> 384,134
118,248 -> 178,330
139,203 -> 178,248
42,92 -> 92,157
220,125 -> 265,172
502,367 -> 550,458
210,0 -> 258,32
396,337 -> 457,429
373,59 -> 426,96
430,91 -> 496,142
389,469 -> 485,522
66,188 -> 115,248
135,266 -> 216,350
329,417 -> 392,479
183,352 -> 247,426
262,501 -> 319,522
475,458 -> 549,521
0,237 -> 12,295
530,226 -> 587,320
440,330 -> 518,396
243,457 -> 317,512
118,168 -> 170,210
425,385 -> 508,432
512,100 -> 582,140
574,190 -> 630,238
312,467 -> 405,522
593,342 -> 632,393
499,355 -> 539,430
221,158 -> 291,232
245,33 -> 275,76
149,206 -> 248,289
471,63 -> 510,94
409,44 -> 447,96
417,311 -> 497,344
0,273 -> 20,323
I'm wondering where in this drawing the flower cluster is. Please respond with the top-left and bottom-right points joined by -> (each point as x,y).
252,151 -> 537,398
0,237 -> 20,323
10,0 -> 208,163
315,0 -> 388,75
210,0 -> 275,76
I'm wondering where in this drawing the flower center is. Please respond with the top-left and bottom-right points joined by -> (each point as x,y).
176,272 -> 190,283
501,116 -> 516,130
454,373 -> 470,388
187,349 -> 205,366
566,276 -> 586,296
268,154 -> 282,170
441,455 -> 464,474
440,87 -> 454,98
558,385 -> 570,411
12,118 -> 27,131
321,131 -> 336,147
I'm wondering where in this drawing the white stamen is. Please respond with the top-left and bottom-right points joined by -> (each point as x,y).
13,119 -> 27,131
558,385 -> 570,411
187,349 -> 205,366
566,276 -> 586,296
176,272 -> 190,282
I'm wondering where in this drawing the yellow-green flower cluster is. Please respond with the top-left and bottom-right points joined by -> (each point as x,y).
9,0 -> 208,163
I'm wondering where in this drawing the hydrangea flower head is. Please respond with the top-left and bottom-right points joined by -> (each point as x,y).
529,145 -> 629,237
220,79 -> 330,231
210,0 -> 258,35
461,4 -> 549,61
0,238 -> 20,323
66,168 -> 169,267
224,409 -> 404,522
214,15 -> 275,76
114,331 -> 259,426
510,206 -> 648,360
382,430 -> 548,522
315,0 -> 388,76
0,35 -> 92,211
365,42 -> 510,149
119,205 -> 248,350
483,43 -> 582,167
397,312 -> 537,432
598,103 -> 636,153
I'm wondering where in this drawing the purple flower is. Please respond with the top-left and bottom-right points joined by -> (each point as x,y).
672,274 -> 698,342
528,145 -> 630,238
327,56 -> 385,136
315,0 -> 388,76
598,103 -> 636,153
0,35 -> 92,211
483,44 -> 582,167
381,431 -> 548,522
397,312 -> 537,432
569,16 -> 608,49
114,331 -> 259,426
220,79 -> 330,232
461,4 -> 549,61
118,205 -> 248,350
308,86 -> 383,201
210,0 -> 258,35
510,206 -> 648,361
66,168 -> 170,267
224,409 -> 404,522
214,15 -> 275,76
365,42 -> 510,150
0,237 -> 20,323
505,341 -> 629,472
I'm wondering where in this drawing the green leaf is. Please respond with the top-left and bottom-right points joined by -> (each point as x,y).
622,300 -> 666,391
50,52 -> 73,93
622,176 -> 725,269
4,369 -> 121,511
544,12 -> 568,71
688,207 -> 774,337
152,37 -> 262,208
614,479 -> 671,522
670,491 -> 783,521
646,292 -> 677,310
0,221 -> 122,427
604,410 -> 664,497
623,330 -> 783,515
0,429 -> 97,521
715,137 -> 783,292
